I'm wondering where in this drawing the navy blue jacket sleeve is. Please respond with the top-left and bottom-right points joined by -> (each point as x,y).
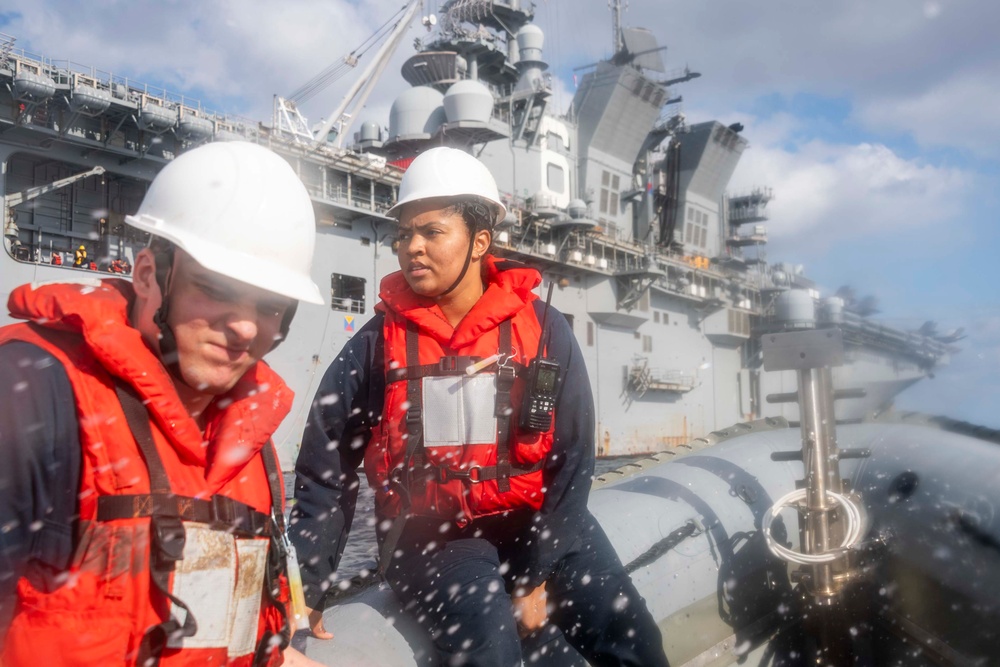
0,341 -> 80,646
519,303 -> 596,590
289,314 -> 385,608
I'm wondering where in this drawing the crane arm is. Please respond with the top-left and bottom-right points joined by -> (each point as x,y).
312,0 -> 423,148
6,166 -> 106,209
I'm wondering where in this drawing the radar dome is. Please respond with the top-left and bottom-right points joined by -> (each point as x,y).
774,290 -> 815,328
388,86 -> 446,142
443,80 -> 494,124
359,120 -> 381,143
516,24 -> 545,62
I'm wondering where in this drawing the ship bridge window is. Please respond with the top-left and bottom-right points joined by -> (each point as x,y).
545,132 -> 565,152
546,163 -> 566,194
330,273 -> 366,314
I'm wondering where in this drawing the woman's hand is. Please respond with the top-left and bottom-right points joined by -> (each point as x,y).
307,606 -> 334,640
512,582 -> 548,635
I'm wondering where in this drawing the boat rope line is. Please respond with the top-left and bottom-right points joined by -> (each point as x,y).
947,508 -> 1000,554
761,488 -> 864,565
623,520 -> 699,574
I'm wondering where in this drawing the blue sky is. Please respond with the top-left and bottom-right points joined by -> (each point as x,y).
3,0 -> 997,427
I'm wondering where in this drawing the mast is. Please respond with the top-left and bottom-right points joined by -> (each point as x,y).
609,0 -> 627,54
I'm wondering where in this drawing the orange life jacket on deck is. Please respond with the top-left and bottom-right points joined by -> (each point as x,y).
365,256 -> 555,525
0,280 -> 294,667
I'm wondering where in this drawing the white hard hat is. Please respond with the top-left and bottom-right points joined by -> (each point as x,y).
126,141 -> 323,304
387,147 -> 507,225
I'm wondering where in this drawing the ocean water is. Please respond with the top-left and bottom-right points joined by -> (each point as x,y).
286,455 -> 648,575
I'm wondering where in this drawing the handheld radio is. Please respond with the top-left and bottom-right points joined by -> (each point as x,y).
519,283 -> 562,433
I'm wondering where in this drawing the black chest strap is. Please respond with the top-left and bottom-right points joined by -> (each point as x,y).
378,319 -> 545,572
105,381 -> 289,666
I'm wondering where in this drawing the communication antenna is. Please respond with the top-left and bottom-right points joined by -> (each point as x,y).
609,0 -> 629,54
537,280 -> 555,354
518,281 -> 562,433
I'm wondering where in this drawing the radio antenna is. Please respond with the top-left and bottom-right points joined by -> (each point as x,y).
538,281 -> 555,357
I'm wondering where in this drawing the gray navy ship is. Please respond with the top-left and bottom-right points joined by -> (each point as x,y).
3,2 -> 998,666
0,0 -> 954,463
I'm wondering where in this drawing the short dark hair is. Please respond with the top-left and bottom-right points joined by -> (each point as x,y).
441,199 -> 497,233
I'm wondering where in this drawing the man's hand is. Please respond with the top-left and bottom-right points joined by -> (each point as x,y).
512,582 -> 548,635
307,606 -> 334,640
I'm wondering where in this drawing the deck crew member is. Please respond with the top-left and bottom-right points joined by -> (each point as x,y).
0,142 -> 327,667
290,147 -> 670,666
73,244 -> 87,267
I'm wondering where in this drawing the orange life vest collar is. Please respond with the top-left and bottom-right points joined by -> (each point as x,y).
365,257 -> 553,524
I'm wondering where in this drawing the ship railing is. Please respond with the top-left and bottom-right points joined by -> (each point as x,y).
0,32 -> 16,70
1,39 -> 258,138
0,38 -> 49,74
842,313 -> 949,362
757,311 -> 949,364
627,360 -> 697,395
648,369 -> 697,389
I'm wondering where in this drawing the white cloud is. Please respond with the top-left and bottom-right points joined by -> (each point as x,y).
728,130 -> 974,252
6,0 -> 998,160
3,0 -> 409,121
857,70 -> 1000,159
538,0 -> 1000,160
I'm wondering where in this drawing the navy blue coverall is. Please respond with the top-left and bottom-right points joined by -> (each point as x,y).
290,305 -> 669,667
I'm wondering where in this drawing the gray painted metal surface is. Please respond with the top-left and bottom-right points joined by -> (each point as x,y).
296,419 -> 999,664
0,6 -> 952,469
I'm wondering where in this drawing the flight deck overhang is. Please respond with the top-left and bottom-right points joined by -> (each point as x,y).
589,310 -> 650,330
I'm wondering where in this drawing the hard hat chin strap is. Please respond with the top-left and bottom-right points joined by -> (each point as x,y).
437,235 -> 477,298
435,203 -> 493,299
272,302 -> 297,352
150,240 -> 185,383
150,240 -> 296,386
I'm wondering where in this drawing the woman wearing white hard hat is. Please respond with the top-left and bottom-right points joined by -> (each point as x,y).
0,141 -> 325,667
292,147 -> 669,666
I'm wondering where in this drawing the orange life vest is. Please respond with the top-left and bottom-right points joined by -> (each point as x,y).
0,280 -> 293,667
364,256 -> 555,525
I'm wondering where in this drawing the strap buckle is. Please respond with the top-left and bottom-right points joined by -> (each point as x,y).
150,515 -> 186,566
405,406 -> 421,425
438,356 -> 460,372
437,464 -> 483,484
211,495 -> 236,525
497,364 -> 516,383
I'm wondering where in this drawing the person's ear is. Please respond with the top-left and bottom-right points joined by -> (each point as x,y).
472,228 -> 491,261
131,248 -> 158,300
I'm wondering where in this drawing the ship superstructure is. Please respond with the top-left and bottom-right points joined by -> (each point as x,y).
0,1 -> 952,463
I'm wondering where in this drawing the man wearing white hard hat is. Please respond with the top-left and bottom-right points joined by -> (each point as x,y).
0,141 -> 325,667
291,147 -> 669,666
